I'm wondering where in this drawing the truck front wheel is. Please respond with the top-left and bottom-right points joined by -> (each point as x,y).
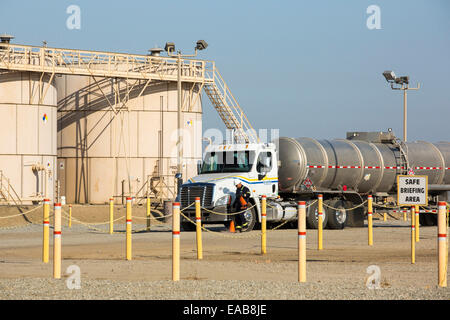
224,206 -> 257,232
326,200 -> 347,229
242,206 -> 257,232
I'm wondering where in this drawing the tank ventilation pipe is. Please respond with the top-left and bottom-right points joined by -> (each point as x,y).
0,34 -> 14,50
148,48 -> 163,56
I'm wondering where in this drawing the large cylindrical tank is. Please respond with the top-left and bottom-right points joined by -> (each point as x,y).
0,71 -> 57,203
56,75 -> 203,204
278,135 -> 450,194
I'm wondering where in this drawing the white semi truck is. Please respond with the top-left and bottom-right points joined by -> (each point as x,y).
179,131 -> 450,231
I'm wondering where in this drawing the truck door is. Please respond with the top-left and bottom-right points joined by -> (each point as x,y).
256,151 -> 277,197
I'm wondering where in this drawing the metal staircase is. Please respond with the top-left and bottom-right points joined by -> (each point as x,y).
203,68 -> 259,144
0,170 -> 23,206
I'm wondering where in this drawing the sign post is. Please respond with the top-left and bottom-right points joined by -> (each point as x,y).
397,175 -> 428,264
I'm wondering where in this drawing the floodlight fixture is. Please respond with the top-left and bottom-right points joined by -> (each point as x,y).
381,69 -> 420,143
382,70 -> 396,82
165,39 -> 209,192
164,42 -> 175,54
395,76 -> 409,85
196,40 -> 208,51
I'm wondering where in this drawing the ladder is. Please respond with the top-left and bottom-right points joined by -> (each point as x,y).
204,67 -> 259,144
392,139 -> 410,193
393,139 -> 409,175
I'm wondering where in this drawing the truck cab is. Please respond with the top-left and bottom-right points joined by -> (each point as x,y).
179,142 -> 278,231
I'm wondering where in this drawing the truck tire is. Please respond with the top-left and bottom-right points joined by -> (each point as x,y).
306,201 -> 328,229
419,212 -> 437,226
181,221 -> 196,231
326,199 -> 347,229
242,206 -> 258,232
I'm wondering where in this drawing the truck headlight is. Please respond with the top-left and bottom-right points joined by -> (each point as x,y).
215,195 -> 231,207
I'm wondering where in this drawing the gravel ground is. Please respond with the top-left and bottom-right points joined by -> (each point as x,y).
0,205 -> 448,301
0,278 -> 448,300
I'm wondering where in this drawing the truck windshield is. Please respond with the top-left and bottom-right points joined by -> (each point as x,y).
200,151 -> 255,173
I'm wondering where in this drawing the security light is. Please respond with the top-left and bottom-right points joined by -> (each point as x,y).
196,40 -> 208,51
382,70 -> 396,82
164,42 -> 175,54
395,76 -> 409,85
381,70 -> 420,142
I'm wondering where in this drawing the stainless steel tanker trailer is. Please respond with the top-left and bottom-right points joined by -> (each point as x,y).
180,130 -> 450,231
277,131 -> 450,229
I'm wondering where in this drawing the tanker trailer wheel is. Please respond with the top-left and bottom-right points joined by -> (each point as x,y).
306,201 -> 328,229
326,200 -> 347,229
181,221 -> 196,231
419,211 -> 437,226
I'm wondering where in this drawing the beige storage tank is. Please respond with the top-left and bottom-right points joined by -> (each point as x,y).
0,71 -> 57,204
56,75 -> 203,204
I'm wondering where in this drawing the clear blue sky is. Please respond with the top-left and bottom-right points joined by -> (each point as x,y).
2,0 -> 449,142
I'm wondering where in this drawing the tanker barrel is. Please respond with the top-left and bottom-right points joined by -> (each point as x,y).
278,133 -> 450,194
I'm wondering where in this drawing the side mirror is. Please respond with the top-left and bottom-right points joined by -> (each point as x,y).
258,167 -> 269,180
175,173 -> 183,196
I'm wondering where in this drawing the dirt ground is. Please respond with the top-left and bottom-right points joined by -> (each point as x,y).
0,204 -> 448,300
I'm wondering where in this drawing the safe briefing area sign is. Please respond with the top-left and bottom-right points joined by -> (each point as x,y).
397,175 -> 428,206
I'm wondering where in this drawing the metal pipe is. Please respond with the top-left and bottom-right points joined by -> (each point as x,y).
428,185 -> 450,191
403,87 -> 407,142
177,54 -> 182,183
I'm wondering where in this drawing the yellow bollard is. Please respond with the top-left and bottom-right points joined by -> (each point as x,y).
415,205 -> 420,242
109,197 -> 114,234
411,206 -> 415,264
298,201 -> 307,283
318,194 -> 323,250
438,202 -> 447,287
42,199 -> 50,263
383,212 -> 387,222
195,197 -> 203,260
403,210 -> 407,222
368,195 -> 373,246
126,197 -> 132,261
146,196 -> 151,231
172,202 -> 181,281
261,195 -> 267,255
68,205 -> 72,228
53,203 -> 62,279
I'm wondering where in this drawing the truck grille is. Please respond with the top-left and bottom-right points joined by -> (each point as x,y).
180,184 -> 214,208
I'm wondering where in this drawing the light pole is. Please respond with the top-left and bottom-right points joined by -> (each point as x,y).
382,70 -> 420,142
165,40 -> 208,194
